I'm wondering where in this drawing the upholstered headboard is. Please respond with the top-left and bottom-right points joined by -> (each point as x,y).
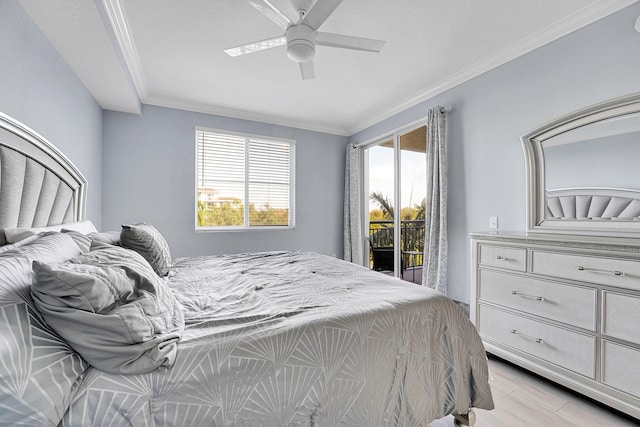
546,188 -> 640,220
0,113 -> 86,245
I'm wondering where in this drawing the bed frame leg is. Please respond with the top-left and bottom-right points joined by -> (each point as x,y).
453,409 -> 476,426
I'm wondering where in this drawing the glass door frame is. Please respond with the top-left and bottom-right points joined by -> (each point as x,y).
359,118 -> 427,278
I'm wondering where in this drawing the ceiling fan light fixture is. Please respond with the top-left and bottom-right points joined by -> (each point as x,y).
287,40 -> 315,62
286,24 -> 315,62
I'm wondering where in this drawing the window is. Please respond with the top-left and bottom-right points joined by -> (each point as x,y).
196,128 -> 295,230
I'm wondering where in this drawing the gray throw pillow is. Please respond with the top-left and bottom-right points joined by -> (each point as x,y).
120,223 -> 172,276
31,243 -> 185,375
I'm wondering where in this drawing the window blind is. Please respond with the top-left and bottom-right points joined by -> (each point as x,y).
196,129 -> 294,228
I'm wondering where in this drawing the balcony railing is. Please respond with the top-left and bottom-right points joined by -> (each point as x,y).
368,220 -> 425,271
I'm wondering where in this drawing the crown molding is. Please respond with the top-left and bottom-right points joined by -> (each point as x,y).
347,0 -> 638,136
102,0 -> 149,100
144,94 -> 352,136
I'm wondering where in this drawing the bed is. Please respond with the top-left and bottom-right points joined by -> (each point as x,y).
0,112 -> 494,426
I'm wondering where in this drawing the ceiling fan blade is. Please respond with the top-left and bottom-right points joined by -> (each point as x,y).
249,0 -> 292,30
224,36 -> 286,57
300,0 -> 343,30
299,61 -> 315,79
316,32 -> 386,52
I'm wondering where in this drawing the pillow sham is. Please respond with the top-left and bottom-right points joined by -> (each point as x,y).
0,233 -> 88,426
0,233 -> 40,254
61,229 -> 93,253
31,243 -> 185,375
120,223 -> 172,276
87,230 -> 121,246
4,220 -> 98,243
0,232 -> 85,263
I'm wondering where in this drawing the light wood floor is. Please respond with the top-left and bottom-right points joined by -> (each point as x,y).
429,356 -> 639,427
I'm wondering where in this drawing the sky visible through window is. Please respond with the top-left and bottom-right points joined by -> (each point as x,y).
368,145 -> 426,213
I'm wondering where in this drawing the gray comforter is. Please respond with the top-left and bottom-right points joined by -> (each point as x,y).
61,251 -> 494,426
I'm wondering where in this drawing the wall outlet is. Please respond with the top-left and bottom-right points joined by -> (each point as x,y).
489,216 -> 498,230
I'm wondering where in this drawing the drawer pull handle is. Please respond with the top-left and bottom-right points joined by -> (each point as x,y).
510,329 -> 543,344
496,255 -> 509,261
511,290 -> 544,301
577,266 -> 624,276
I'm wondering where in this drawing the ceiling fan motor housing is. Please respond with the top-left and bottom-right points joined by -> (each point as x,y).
291,0 -> 314,16
286,24 -> 315,62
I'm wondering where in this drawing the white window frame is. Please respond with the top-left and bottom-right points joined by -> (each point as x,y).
195,127 -> 296,231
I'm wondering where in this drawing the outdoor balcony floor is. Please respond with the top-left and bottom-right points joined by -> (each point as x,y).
376,266 -> 423,285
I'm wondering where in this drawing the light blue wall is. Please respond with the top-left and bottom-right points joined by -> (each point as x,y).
102,105 -> 348,258
350,3 -> 640,303
0,0 -> 103,227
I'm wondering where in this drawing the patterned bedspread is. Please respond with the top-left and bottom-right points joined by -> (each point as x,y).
61,251 -> 493,426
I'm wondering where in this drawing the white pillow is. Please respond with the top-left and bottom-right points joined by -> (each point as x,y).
4,220 -> 98,243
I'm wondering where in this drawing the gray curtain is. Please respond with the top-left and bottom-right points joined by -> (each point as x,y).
422,107 -> 448,293
343,144 -> 364,264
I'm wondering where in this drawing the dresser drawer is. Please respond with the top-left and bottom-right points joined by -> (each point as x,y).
479,245 -> 526,272
478,304 -> 595,378
479,269 -> 596,330
602,341 -> 640,398
603,292 -> 640,345
531,251 -> 640,291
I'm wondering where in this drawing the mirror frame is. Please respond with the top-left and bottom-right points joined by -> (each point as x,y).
522,93 -> 640,237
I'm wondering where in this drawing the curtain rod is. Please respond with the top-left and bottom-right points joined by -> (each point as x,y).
351,106 -> 450,149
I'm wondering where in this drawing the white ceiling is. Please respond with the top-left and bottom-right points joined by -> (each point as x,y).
18,0 -> 637,135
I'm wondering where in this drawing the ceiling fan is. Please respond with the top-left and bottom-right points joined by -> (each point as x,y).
224,0 -> 386,80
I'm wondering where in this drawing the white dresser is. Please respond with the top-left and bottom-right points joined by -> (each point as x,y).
471,231 -> 640,419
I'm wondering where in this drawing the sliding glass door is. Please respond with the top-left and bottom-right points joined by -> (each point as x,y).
364,124 -> 426,283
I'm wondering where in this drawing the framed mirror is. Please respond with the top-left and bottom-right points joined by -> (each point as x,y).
522,93 -> 640,237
